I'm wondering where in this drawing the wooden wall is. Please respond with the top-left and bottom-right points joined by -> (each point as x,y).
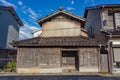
16,47 -> 102,73
79,48 -> 99,72
17,48 -> 62,73
41,15 -> 87,37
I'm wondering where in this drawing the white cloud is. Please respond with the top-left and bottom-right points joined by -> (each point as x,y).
19,23 -> 39,40
23,10 -> 27,14
66,7 -> 75,11
27,8 -> 38,20
85,0 -> 95,6
21,5 -> 39,20
50,9 -> 54,12
71,1 -> 74,5
18,1 -> 23,6
0,0 -> 16,7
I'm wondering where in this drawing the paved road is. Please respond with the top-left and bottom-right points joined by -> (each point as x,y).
0,75 -> 120,80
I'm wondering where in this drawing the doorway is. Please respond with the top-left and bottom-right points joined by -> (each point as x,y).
62,51 -> 79,71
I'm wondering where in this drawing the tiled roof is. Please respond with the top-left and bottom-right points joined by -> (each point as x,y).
12,36 -> 102,47
101,29 -> 120,38
109,30 -> 120,35
84,4 -> 120,18
102,29 -> 120,35
0,48 -> 16,54
86,4 -> 120,10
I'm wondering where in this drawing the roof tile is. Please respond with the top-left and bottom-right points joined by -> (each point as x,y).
12,36 -> 101,47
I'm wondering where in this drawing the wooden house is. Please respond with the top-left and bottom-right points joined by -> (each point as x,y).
12,8 -> 102,73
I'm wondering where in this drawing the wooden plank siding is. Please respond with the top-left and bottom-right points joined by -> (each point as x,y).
17,47 -> 100,73
17,48 -> 62,73
41,15 -> 88,37
79,48 -> 99,72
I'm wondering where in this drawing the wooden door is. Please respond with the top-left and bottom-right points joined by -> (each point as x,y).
62,51 -> 78,70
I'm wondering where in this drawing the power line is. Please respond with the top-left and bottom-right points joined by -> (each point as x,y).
41,27 -> 81,31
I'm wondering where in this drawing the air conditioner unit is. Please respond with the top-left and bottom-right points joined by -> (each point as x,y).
117,25 -> 120,30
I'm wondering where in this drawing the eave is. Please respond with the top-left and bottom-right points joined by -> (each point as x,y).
84,4 -> 120,18
11,36 -> 103,47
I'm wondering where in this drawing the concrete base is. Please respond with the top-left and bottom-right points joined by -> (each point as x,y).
17,67 -> 99,73
113,69 -> 120,73
79,68 -> 98,72
17,68 -> 62,73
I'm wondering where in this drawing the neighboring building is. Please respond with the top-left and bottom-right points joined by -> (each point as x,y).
0,6 -> 23,67
0,6 -> 23,48
12,8 -> 102,73
32,29 -> 42,37
103,30 -> 120,73
84,4 -> 120,73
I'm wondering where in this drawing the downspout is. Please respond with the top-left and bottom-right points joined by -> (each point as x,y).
98,44 -> 101,72
108,33 -> 113,74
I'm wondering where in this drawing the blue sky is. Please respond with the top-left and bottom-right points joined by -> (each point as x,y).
0,0 -> 120,39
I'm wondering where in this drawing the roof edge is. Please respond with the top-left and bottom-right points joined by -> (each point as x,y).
0,6 -> 23,26
37,8 -> 85,25
84,4 -> 120,18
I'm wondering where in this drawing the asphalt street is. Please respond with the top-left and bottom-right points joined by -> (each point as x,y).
0,75 -> 120,80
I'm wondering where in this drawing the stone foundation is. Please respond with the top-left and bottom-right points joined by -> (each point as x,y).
17,68 -> 62,73
79,68 -> 98,72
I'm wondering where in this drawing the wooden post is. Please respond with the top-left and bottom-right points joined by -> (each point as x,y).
108,41 -> 113,74
16,48 -> 19,73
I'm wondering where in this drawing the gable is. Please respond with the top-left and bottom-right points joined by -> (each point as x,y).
37,8 -> 85,26
51,15 -> 70,22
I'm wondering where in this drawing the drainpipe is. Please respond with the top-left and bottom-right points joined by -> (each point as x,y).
107,32 -> 113,74
99,44 -> 101,72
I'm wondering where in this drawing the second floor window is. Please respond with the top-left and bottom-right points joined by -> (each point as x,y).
115,12 -> 120,29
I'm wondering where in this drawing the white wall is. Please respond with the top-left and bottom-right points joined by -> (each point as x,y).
32,30 -> 42,37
